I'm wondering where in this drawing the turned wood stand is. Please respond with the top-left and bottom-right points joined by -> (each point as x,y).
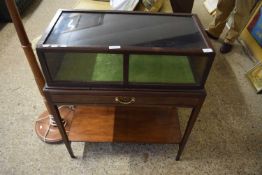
44,87 -> 206,160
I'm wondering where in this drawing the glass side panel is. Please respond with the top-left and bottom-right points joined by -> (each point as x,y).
45,53 -> 123,83
45,12 -> 206,49
129,55 -> 207,84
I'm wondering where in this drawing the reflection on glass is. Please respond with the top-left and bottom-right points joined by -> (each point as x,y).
46,12 -> 206,49
45,53 -> 123,83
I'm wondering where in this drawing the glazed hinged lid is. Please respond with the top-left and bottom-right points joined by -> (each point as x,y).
38,10 -> 214,55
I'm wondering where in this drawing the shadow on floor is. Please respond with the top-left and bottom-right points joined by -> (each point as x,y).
0,23 -> 5,30
82,142 -> 179,161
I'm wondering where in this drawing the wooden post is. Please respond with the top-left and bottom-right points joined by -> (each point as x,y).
5,0 -> 71,143
5,0 -> 50,109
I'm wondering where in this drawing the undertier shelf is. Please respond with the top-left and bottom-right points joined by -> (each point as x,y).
68,106 -> 182,143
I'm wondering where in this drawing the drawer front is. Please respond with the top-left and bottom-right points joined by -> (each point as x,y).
50,94 -> 201,107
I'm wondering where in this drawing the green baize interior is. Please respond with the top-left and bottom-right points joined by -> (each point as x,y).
55,53 -> 196,84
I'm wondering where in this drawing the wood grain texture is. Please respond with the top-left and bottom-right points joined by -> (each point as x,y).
69,106 -> 181,143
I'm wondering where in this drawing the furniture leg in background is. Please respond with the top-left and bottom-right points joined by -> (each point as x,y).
176,95 -> 206,160
170,0 -> 194,13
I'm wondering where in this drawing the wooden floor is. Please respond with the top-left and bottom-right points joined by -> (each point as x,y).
69,106 -> 182,143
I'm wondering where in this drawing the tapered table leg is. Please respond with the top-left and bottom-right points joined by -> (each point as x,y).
49,104 -> 76,158
176,96 -> 205,160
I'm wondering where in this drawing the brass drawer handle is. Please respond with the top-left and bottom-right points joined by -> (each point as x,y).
115,97 -> 136,105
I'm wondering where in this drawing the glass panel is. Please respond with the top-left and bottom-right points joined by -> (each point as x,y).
45,53 -> 123,83
45,12 -> 206,49
129,55 -> 204,84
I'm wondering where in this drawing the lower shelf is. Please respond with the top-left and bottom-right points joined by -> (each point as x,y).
68,106 -> 182,143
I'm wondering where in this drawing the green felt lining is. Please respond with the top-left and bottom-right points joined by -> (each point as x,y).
129,55 -> 195,83
55,53 -> 123,82
55,53 -> 195,84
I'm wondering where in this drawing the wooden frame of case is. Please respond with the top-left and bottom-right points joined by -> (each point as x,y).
36,10 -> 215,90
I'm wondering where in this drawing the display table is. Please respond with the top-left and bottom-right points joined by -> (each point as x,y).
37,10 -> 215,160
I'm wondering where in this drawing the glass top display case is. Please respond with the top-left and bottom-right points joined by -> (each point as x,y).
36,10 -> 215,89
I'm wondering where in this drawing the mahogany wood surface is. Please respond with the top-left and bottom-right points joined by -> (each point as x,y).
69,106 -> 181,143
45,88 -> 205,107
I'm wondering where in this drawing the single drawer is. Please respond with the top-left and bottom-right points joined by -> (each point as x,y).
48,90 -> 203,107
